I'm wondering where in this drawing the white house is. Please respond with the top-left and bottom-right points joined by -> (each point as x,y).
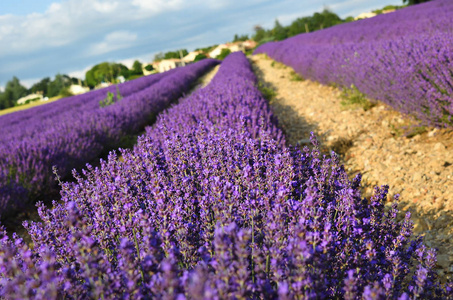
355,12 -> 377,20
182,51 -> 202,63
68,84 -> 89,95
153,59 -> 184,73
95,82 -> 112,90
16,93 -> 43,105
241,40 -> 258,50
208,41 -> 255,58
208,44 -> 229,58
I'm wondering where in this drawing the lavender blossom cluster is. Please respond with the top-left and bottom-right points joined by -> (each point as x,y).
0,52 -> 450,298
0,59 -> 218,215
255,0 -> 453,128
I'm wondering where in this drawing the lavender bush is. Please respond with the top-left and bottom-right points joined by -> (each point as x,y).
0,52 -> 450,298
0,59 -> 218,215
255,0 -> 453,128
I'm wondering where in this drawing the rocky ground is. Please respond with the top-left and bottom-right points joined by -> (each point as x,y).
250,54 -> 453,280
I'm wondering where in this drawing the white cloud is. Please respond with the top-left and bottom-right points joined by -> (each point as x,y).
131,0 -> 183,13
0,0 -> 182,57
88,30 -> 138,56
93,2 -> 119,13
46,3 -> 62,13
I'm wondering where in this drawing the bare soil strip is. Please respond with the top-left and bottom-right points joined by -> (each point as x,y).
251,54 -> 453,280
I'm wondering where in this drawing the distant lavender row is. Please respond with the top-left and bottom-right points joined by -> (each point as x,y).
255,0 -> 453,127
1,52 -> 450,298
0,68 -> 178,141
0,59 -> 218,214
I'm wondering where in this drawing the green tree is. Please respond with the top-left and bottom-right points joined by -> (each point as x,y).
252,25 -> 269,42
233,34 -> 249,42
144,64 -> 154,72
30,77 -> 51,96
272,20 -> 287,41
216,48 -> 231,60
85,62 -> 128,88
163,49 -> 188,60
286,9 -> 342,37
154,52 -> 164,62
0,76 -> 27,109
194,45 -> 218,53
403,0 -> 431,4
131,60 -> 143,76
47,74 -> 71,97
193,53 -> 208,62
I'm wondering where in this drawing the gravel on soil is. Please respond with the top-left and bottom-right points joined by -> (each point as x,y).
250,53 -> 453,280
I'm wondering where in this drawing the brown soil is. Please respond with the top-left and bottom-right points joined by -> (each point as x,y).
250,54 -> 453,280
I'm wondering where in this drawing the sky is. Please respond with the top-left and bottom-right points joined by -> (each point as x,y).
0,0 -> 402,90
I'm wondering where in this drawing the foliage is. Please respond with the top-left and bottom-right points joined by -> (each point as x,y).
272,20 -> 287,41
373,4 -> 406,14
99,86 -> 122,108
270,60 -> 287,69
216,48 -> 231,60
233,34 -> 249,42
27,75 -> 78,99
255,0 -> 453,127
144,64 -> 154,72
99,92 -> 115,108
406,125 -> 428,138
47,74 -> 72,98
340,84 -> 375,111
85,62 -> 129,88
0,76 -> 27,109
154,49 -> 189,62
19,97 -> 41,106
289,70 -> 304,81
257,81 -> 277,101
29,77 -> 51,96
251,9 -> 343,44
0,53 -> 450,298
193,53 -> 208,62
403,0 -> 431,5
288,9 -> 343,36
131,60 -> 144,76
252,25 -> 267,42
195,45 -> 218,53
127,74 -> 144,80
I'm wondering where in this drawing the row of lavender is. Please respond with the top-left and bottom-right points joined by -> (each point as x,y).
1,52 -> 450,298
0,68 -> 178,137
255,0 -> 453,127
0,59 -> 218,215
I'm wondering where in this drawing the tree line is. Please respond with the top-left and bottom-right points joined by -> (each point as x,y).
84,60 -> 146,89
0,60 -> 150,110
0,74 -> 78,110
235,0 -> 430,46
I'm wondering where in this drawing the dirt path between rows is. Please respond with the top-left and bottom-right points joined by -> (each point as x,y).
250,54 -> 453,280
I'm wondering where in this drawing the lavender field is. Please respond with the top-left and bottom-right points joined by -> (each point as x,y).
0,52 -> 451,298
0,59 -> 218,215
255,0 -> 453,128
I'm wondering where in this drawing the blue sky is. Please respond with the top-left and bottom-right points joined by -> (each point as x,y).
0,0 -> 402,89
